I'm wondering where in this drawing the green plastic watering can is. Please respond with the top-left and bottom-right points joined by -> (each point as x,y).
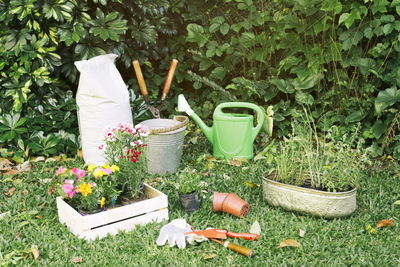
178,95 -> 265,159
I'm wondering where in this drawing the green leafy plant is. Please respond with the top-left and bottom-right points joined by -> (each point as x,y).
269,110 -> 367,192
169,168 -> 202,194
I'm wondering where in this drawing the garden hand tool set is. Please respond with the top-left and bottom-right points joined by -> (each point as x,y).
185,228 -> 259,257
132,59 -> 178,118
156,219 -> 259,257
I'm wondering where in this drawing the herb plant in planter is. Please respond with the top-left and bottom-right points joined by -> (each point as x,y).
263,113 -> 367,218
170,168 -> 202,213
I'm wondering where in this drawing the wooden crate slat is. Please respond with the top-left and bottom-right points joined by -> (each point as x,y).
78,208 -> 168,241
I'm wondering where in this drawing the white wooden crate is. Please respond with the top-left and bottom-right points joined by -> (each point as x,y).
56,183 -> 168,241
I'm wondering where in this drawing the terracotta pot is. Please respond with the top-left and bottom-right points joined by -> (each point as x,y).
213,192 -> 250,218
213,192 -> 229,212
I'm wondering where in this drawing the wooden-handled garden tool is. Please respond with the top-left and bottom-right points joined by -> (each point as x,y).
132,59 -> 178,118
185,229 -> 259,257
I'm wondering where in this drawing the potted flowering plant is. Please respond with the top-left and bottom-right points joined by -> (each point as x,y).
99,122 -> 149,203
56,164 -> 120,214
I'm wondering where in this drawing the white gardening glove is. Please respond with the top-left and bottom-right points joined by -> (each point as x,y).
156,219 -> 192,249
185,233 -> 208,245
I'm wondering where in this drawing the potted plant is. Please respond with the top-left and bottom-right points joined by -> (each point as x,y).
100,122 -> 149,204
55,164 -> 121,215
55,123 -> 168,240
263,112 -> 367,218
169,168 -> 201,213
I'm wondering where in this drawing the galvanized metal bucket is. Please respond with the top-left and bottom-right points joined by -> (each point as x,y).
140,117 -> 187,175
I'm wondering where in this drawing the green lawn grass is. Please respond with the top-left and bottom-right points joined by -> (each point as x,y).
1,134 -> 399,266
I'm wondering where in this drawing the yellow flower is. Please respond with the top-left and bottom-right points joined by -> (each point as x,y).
87,164 -> 97,172
100,197 -> 106,208
93,168 -> 106,178
110,165 -> 120,172
102,164 -> 110,169
366,225 -> 376,233
78,183 -> 92,196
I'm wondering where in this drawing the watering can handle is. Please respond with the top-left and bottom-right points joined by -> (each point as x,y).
215,102 -> 265,142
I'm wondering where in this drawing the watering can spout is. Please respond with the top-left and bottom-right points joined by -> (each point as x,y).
177,94 -> 214,143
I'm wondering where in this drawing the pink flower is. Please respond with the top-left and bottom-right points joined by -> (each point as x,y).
99,144 -> 104,150
91,182 -> 96,187
72,168 -> 86,179
62,180 -> 75,198
103,168 -> 112,175
56,166 -> 65,176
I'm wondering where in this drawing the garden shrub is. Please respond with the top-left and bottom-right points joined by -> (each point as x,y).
168,0 -> 400,158
0,0 -> 177,159
2,0 -> 400,159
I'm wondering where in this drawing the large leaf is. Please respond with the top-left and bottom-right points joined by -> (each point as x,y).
270,78 -> 295,94
375,87 -> 400,114
295,91 -> 314,105
186,24 -> 209,48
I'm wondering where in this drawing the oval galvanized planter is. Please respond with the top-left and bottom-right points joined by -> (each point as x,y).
262,172 -> 357,218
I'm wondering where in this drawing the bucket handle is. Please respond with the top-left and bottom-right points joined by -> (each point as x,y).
149,115 -> 189,134
215,102 -> 265,141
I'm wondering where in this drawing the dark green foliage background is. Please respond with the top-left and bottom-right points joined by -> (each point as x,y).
2,0 -> 400,158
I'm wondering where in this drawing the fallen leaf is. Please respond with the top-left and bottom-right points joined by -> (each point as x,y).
77,149 -> 83,159
16,232 -> 22,238
229,159 -> 242,167
299,229 -> 306,238
45,157 -> 57,163
366,224 -> 377,233
203,253 -> 217,260
250,220 -> 261,235
7,187 -> 16,196
207,155 -> 216,161
4,169 -> 19,176
278,239 -> 301,248
22,253 -> 29,260
0,158 -> 13,171
22,189 -> 29,195
71,256 -> 83,263
48,185 -> 55,195
34,156 -> 45,162
35,215 -> 42,219
21,208 -> 27,212
243,181 -> 256,188
17,161 -> 31,172
24,147 -> 29,158
31,246 -> 39,260
394,200 -> 400,205
0,211 -> 11,220
376,219 -> 395,228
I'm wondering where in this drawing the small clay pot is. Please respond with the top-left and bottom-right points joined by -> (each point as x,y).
213,192 -> 250,218
179,191 -> 200,213
213,192 -> 229,212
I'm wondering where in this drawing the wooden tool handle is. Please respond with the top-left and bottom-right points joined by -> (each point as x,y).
161,59 -> 178,100
225,241 -> 255,257
132,60 -> 148,97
